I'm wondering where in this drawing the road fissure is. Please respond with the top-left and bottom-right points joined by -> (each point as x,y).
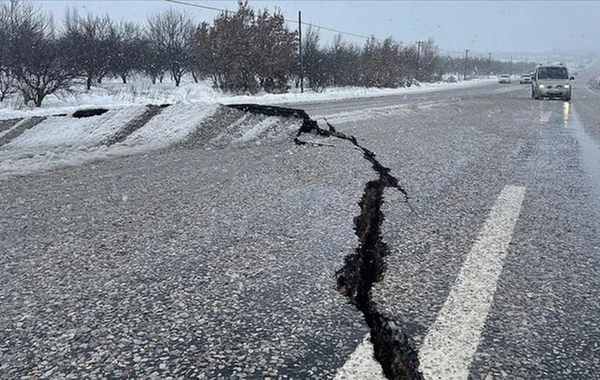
227,103 -> 421,380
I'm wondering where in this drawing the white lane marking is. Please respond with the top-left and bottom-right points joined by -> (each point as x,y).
539,111 -> 552,123
334,334 -> 386,380
418,185 -> 526,380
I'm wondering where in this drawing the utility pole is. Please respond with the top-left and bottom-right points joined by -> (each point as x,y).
488,53 -> 492,79
416,41 -> 422,82
525,57 -> 528,73
298,11 -> 303,93
464,49 -> 470,81
510,55 -> 513,77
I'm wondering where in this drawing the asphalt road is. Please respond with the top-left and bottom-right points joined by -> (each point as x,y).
2,67 -> 600,379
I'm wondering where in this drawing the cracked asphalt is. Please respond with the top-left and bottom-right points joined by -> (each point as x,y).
330,69 -> 600,378
2,65 -> 600,379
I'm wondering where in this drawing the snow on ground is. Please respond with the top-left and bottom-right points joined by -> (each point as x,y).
0,76 -> 495,179
0,76 -> 496,119
236,116 -> 285,143
0,102 -> 302,180
120,102 -> 218,149
0,119 -> 24,140
6,106 -> 147,150
314,103 -> 414,125
0,103 -> 218,180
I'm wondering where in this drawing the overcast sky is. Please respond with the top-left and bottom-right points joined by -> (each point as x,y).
36,1 -> 600,58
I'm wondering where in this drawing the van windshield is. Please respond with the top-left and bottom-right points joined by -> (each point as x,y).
537,67 -> 569,80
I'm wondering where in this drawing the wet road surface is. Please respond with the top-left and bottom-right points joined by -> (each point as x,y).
2,68 -> 600,379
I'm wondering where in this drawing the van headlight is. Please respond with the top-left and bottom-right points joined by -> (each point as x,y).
539,84 -> 545,88
564,84 -> 570,88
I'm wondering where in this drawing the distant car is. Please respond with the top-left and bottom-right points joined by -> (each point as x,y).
498,74 -> 511,84
519,74 -> 532,84
531,64 -> 573,101
446,76 -> 457,83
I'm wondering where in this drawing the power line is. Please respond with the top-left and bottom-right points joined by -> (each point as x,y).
300,23 -> 370,39
165,0 -> 371,39
166,0 -> 229,13
166,0 -> 508,56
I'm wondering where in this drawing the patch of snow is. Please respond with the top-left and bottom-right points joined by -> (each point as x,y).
0,103 -> 218,180
121,102 -> 218,149
5,106 -> 147,150
0,118 -> 26,139
235,116 -> 281,143
223,78 -> 496,106
314,104 -> 412,125
0,77 -> 496,119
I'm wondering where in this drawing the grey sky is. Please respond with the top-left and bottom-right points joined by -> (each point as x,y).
36,1 -> 600,57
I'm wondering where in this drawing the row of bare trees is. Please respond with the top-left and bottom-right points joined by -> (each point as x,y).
301,31 -> 440,91
438,55 -> 535,79
0,1 -> 299,106
0,0 -> 523,107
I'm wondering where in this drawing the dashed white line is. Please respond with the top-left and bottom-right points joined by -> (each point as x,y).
539,111 -> 552,123
418,185 -> 526,380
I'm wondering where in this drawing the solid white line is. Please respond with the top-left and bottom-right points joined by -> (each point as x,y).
334,334 -> 386,380
418,185 -> 526,380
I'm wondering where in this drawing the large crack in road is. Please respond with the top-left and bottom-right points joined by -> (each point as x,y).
227,104 -> 423,380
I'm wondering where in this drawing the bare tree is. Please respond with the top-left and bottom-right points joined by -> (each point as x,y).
302,26 -> 328,91
110,21 -> 143,84
146,9 -> 194,87
326,34 -> 361,87
2,0 -> 75,107
139,36 -> 167,85
190,21 -> 212,83
417,39 -> 439,82
0,4 -> 16,101
0,71 -> 15,102
62,10 -> 114,90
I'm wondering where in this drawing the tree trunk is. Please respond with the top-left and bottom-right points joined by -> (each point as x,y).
191,71 -> 198,84
34,91 -> 45,107
121,75 -> 127,84
86,76 -> 92,90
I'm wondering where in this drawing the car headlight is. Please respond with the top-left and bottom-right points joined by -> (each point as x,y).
539,84 -> 545,88
564,84 -> 570,88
